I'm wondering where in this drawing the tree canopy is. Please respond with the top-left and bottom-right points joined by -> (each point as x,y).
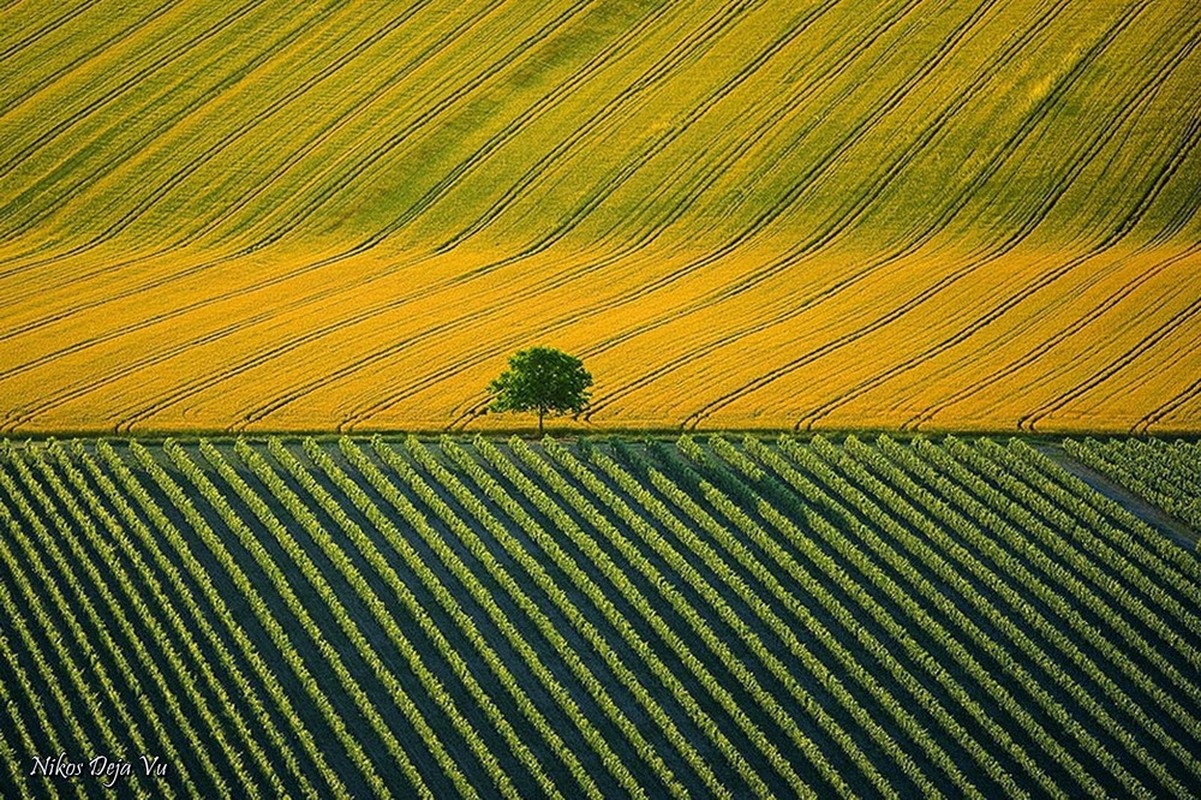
488,347 -> 592,434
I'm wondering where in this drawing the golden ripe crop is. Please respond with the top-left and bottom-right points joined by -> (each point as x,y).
0,0 -> 1198,434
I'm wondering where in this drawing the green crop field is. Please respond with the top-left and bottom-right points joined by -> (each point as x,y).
0,432 -> 1198,798
3,2 -> 1200,798
0,0 -> 1198,432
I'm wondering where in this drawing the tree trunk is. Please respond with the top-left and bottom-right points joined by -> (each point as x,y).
538,406 -> 544,436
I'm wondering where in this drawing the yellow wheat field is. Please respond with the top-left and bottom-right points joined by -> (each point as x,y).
0,0 -> 1198,434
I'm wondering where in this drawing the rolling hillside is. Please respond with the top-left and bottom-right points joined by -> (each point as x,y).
0,0 -> 1198,433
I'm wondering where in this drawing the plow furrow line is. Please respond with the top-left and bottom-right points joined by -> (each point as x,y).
35,0 -> 845,430
0,0 -> 98,63
433,0 -> 828,252
0,0 -> 356,262
579,0 -> 1068,418
0,0 -> 275,186
0,0 -> 600,335
331,0 -> 1009,428
680,2 -> 1175,428
0,0 -> 513,316
911,115 -> 1201,429
1024,289 -> 1201,431
0,0 -> 184,119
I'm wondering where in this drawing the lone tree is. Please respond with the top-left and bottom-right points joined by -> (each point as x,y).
488,346 -> 592,435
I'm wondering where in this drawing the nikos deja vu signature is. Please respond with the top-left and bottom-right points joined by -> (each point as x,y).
30,752 -> 169,788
